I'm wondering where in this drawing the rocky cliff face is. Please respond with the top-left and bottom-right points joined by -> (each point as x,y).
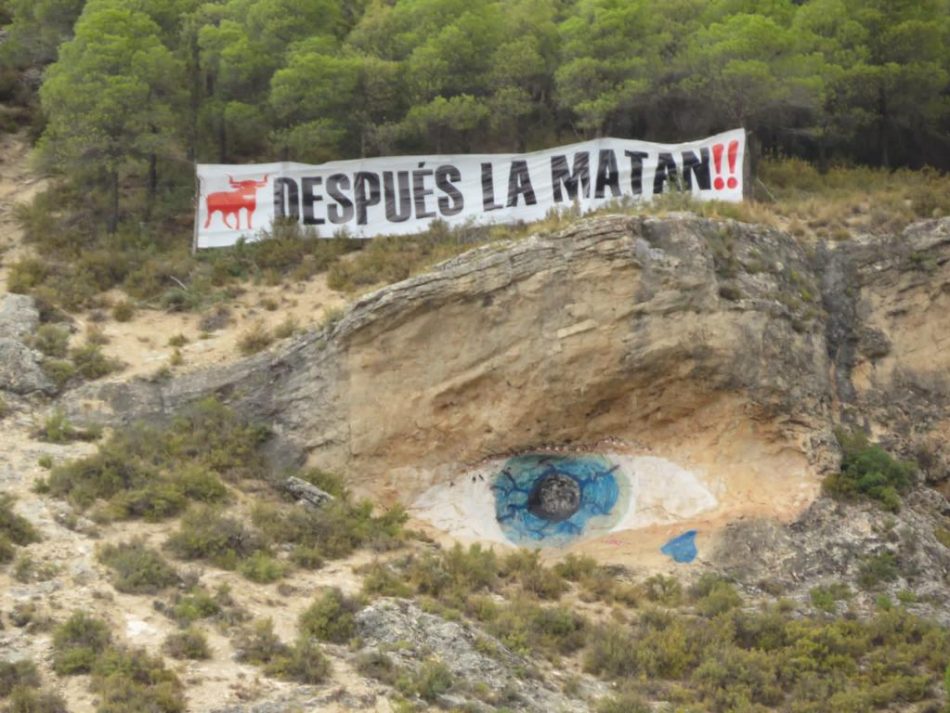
60,214 -> 950,561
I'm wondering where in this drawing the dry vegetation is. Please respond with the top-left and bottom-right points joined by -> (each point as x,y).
3,399 -> 948,712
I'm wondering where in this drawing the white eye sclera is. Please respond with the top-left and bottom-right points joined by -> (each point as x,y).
410,451 -> 717,548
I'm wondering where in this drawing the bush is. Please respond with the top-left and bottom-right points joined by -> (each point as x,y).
238,552 -> 287,583
265,637 -> 331,684
484,598 -> 587,658
298,588 -> 359,643
38,409 -> 99,444
397,658 -> 454,702
48,398 -> 260,516
31,325 -> 69,358
251,494 -> 406,561
69,343 -> 122,380
643,573 -> 683,605
111,300 -> 135,322
289,545 -> 324,569
0,660 -> 40,697
165,506 -> 267,569
0,496 -> 40,552
355,650 -> 398,685
40,360 -> 76,390
98,540 -> 179,594
824,430 -> 916,511
91,646 -> 184,713
237,321 -> 273,355
857,552 -> 899,590
4,687 -> 69,713
51,611 -> 112,675
167,588 -> 222,625
596,691 -> 650,713
163,628 -> 210,660
553,553 -> 599,581
501,549 -> 567,600
690,575 -> 741,617
233,619 -> 289,665
810,583 -> 852,613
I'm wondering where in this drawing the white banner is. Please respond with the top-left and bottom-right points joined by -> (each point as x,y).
196,128 -> 745,249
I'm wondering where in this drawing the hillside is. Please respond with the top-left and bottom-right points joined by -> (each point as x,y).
1,122 -> 950,711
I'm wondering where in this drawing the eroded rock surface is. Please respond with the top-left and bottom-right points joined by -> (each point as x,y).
59,215 -> 950,558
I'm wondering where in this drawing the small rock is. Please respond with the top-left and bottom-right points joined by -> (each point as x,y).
283,476 -> 334,509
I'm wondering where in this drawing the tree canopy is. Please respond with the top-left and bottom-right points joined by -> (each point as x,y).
2,0 -> 948,231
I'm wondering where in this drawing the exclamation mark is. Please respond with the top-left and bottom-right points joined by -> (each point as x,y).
713,144 -> 724,190
726,140 -> 739,189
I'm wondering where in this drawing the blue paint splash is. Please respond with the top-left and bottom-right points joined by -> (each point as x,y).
493,454 -> 620,546
661,530 -> 698,563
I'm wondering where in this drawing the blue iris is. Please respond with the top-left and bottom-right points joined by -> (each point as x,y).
493,454 -> 620,546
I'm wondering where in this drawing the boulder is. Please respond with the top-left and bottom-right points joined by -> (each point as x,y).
0,338 -> 54,395
0,294 -> 39,342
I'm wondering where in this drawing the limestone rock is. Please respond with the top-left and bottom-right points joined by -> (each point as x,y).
354,598 -> 596,712
283,475 -> 334,508
59,215 -> 950,555
0,294 -> 39,342
0,338 -> 54,395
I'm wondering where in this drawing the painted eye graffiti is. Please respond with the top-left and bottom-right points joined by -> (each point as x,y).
493,454 -> 623,547
410,450 -> 719,549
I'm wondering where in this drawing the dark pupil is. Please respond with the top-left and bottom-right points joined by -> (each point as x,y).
527,473 -> 581,522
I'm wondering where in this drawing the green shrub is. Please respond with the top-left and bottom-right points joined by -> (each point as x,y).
810,583 -> 852,613
355,650 -> 399,685
265,637 -> 331,684
273,316 -> 298,339
40,359 -> 76,390
408,544 -> 498,602
690,576 -> 741,617
824,430 -> 916,511
51,611 -> 112,675
289,545 -> 324,569
31,325 -> 69,358
111,300 -> 135,322
297,468 -> 348,499
501,549 -> 567,600
251,495 -> 405,561
238,552 -> 287,583
98,540 -> 179,594
692,645 -> 783,710
596,691 -> 650,713
553,553 -> 599,581
0,496 -> 40,550
164,585 -> 246,626
0,536 -> 15,564
48,398 -> 257,516
91,646 -> 184,713
38,409 -> 99,444
237,321 -> 273,355
299,588 -> 359,643
857,552 -> 899,590
4,687 -> 69,713
361,561 -> 413,597
163,628 -> 210,660
69,343 -> 122,380
233,619 -> 289,665
396,658 -> 454,702
165,506 -> 267,569
0,660 -> 40,697
484,599 -> 587,658
643,573 -> 683,605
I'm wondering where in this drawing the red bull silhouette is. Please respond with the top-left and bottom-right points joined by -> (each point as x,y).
204,175 -> 269,231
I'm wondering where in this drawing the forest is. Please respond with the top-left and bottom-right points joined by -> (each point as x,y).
0,0 -> 948,236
